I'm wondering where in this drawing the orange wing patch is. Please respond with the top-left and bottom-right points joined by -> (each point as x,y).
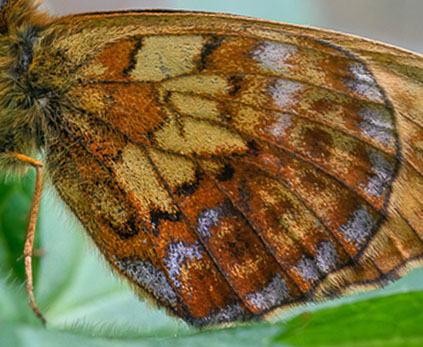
42,12 -> 423,327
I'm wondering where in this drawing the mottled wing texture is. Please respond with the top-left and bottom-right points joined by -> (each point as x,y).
42,12 -> 423,326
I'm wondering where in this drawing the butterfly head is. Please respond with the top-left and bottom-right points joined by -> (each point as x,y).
0,0 -> 50,172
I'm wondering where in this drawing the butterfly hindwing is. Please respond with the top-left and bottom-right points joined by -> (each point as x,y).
41,11 -> 423,326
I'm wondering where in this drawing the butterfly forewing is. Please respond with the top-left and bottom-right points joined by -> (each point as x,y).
38,11 -> 423,326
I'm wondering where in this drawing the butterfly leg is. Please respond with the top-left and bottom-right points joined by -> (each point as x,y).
11,153 -> 46,325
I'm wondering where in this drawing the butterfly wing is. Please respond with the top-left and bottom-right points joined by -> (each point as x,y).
40,11 -> 423,326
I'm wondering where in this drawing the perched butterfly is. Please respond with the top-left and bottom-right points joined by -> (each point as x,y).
1,0 -> 422,327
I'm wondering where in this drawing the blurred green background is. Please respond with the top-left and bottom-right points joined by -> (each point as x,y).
0,1 -> 422,346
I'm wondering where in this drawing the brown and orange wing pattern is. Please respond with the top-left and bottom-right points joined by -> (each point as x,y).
40,12 -> 423,326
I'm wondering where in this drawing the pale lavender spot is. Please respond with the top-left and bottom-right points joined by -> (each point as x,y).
114,256 -> 176,304
346,63 -> 383,102
245,274 -> 289,310
295,257 -> 320,282
358,108 -> 395,145
315,241 -> 337,273
339,207 -> 374,245
269,79 -> 303,110
164,241 -> 202,288
194,303 -> 244,326
363,150 -> 394,197
359,123 -> 394,146
267,112 -> 292,139
197,206 -> 222,238
253,41 -> 297,72
359,108 -> 393,129
350,63 -> 376,84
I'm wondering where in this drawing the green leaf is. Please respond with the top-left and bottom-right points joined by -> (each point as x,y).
272,290 -> 423,347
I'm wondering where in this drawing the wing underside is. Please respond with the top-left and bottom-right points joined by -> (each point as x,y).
43,12 -> 423,326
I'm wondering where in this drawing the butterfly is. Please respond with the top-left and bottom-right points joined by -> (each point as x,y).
1,0 -> 422,328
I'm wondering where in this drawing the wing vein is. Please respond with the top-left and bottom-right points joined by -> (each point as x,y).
180,113 -> 391,213
172,90 -> 397,157
395,208 -> 423,246
196,158 -> 307,295
141,144 -> 256,316
232,154 -> 356,261
51,113 -> 187,316
85,70 -> 386,106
